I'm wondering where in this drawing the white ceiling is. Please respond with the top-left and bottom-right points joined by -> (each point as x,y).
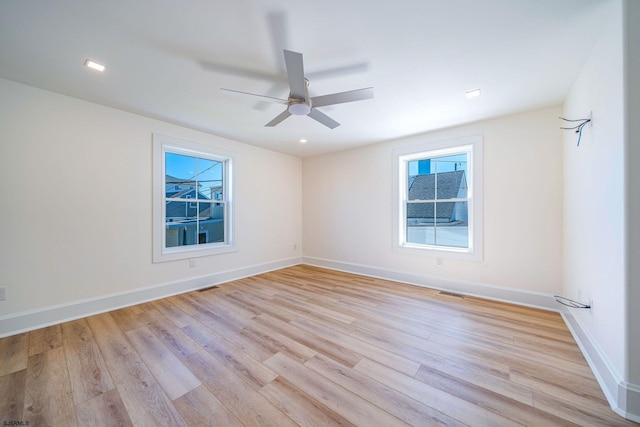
0,0 -> 613,157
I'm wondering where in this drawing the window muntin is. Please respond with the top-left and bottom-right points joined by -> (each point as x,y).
394,136 -> 482,259
153,134 -> 235,262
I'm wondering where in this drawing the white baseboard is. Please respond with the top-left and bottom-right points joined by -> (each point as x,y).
561,308 -> 640,423
301,256 -> 559,310
0,257 -> 301,338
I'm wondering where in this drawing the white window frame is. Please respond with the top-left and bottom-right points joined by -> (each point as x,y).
153,133 -> 236,263
393,135 -> 483,260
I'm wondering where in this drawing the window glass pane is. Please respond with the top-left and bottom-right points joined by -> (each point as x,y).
166,200 -> 198,223
434,201 -> 468,248
434,154 -> 468,200
165,201 -> 198,248
197,158 -> 223,200
406,202 -> 435,245
165,201 -> 226,248
198,201 -> 225,244
166,152 -> 198,197
408,159 -> 432,176
408,169 -> 435,201
432,154 -> 467,174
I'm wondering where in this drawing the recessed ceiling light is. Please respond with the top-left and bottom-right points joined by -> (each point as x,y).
84,59 -> 106,72
465,89 -> 481,99
299,139 -> 308,144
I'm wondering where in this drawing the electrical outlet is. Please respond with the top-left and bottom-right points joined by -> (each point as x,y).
189,258 -> 196,268
436,258 -> 444,267
0,286 -> 6,301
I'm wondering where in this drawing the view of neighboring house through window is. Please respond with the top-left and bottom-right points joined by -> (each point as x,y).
394,135 -> 482,259
406,153 -> 469,248
153,134 -> 235,262
165,151 -> 225,248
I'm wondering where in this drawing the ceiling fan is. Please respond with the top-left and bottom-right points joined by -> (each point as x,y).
220,50 -> 374,129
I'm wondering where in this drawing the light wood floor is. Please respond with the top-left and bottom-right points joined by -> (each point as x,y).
1,265 -> 637,426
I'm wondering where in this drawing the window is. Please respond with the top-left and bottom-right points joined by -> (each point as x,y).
393,135 -> 482,260
153,134 -> 235,262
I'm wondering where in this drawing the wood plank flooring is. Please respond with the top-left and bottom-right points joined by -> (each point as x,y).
1,265 -> 637,426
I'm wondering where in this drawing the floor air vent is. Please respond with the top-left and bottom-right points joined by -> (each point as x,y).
439,290 -> 465,298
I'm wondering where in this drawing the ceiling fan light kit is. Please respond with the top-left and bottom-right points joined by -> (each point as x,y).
221,49 -> 374,129
288,100 -> 311,116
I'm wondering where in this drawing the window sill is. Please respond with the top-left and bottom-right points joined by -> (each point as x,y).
153,243 -> 237,263
393,243 -> 482,261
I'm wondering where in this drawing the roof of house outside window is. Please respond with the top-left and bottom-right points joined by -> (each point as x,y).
407,170 -> 467,220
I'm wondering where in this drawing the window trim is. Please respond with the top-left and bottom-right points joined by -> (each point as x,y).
153,133 -> 236,263
392,135 -> 483,261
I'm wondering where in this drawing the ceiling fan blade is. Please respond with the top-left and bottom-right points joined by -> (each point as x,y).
265,109 -> 292,127
307,62 -> 369,80
253,82 -> 290,110
311,87 -> 374,108
308,108 -> 340,129
220,88 -> 288,105
284,50 -> 306,100
200,60 -> 278,81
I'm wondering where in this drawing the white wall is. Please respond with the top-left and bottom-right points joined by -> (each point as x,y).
563,0 -> 625,375
623,0 -> 640,392
303,106 -> 563,299
562,0 -> 639,420
0,78 -> 302,327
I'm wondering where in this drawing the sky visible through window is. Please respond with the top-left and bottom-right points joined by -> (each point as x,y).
408,153 -> 467,177
166,152 -> 223,198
